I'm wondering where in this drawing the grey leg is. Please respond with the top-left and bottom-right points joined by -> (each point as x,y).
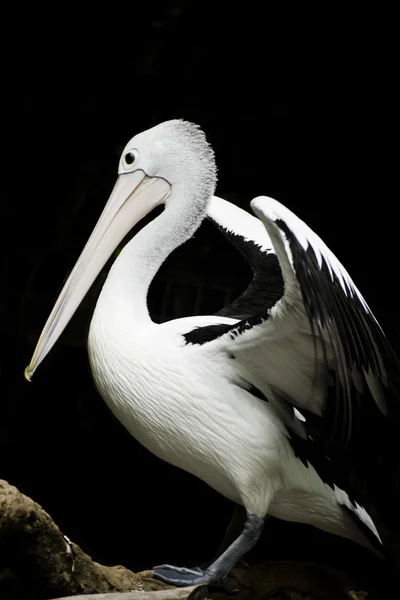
153,513 -> 264,587
216,504 -> 248,558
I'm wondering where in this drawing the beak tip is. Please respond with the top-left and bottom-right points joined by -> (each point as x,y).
24,366 -> 32,382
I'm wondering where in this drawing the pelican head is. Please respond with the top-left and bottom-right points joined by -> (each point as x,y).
119,120 -> 216,194
25,119 -> 216,380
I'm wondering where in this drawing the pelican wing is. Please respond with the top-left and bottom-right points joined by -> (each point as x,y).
249,196 -> 399,441
187,196 -> 400,462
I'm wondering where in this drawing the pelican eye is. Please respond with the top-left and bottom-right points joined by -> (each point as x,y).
121,148 -> 140,171
125,152 -> 136,165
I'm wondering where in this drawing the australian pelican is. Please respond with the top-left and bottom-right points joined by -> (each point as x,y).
25,120 -> 399,587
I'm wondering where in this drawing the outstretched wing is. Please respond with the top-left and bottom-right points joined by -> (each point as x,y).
249,196 -> 400,448
188,196 -> 400,465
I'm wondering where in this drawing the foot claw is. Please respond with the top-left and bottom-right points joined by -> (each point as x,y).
153,565 -> 203,576
153,565 -> 239,594
153,565 -> 210,586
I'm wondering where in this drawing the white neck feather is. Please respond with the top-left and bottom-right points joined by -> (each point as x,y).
92,182 -> 209,331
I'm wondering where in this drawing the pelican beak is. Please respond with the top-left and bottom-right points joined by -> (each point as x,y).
24,170 -> 170,381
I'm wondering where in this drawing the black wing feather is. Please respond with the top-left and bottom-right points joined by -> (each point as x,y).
183,221 -> 283,345
272,217 -> 400,526
208,220 -> 284,320
275,218 -> 400,439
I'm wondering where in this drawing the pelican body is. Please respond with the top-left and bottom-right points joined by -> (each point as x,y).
25,120 -> 399,587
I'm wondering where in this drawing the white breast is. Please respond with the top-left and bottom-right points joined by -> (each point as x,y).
87,311 -> 289,514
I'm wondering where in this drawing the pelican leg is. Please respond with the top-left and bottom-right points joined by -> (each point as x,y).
213,504 -> 249,567
196,505 -> 248,576
153,513 -> 264,588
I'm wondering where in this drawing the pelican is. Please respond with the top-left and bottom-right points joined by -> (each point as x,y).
25,120 -> 399,587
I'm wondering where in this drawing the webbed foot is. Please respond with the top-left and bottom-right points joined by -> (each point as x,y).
153,513 -> 263,593
153,564 -> 239,593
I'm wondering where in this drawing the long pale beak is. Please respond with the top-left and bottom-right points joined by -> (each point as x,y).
25,170 -> 170,381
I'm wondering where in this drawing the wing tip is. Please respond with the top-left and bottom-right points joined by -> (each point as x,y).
251,195 -> 282,217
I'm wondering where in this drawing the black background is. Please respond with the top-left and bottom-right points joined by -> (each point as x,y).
1,0 -> 398,589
